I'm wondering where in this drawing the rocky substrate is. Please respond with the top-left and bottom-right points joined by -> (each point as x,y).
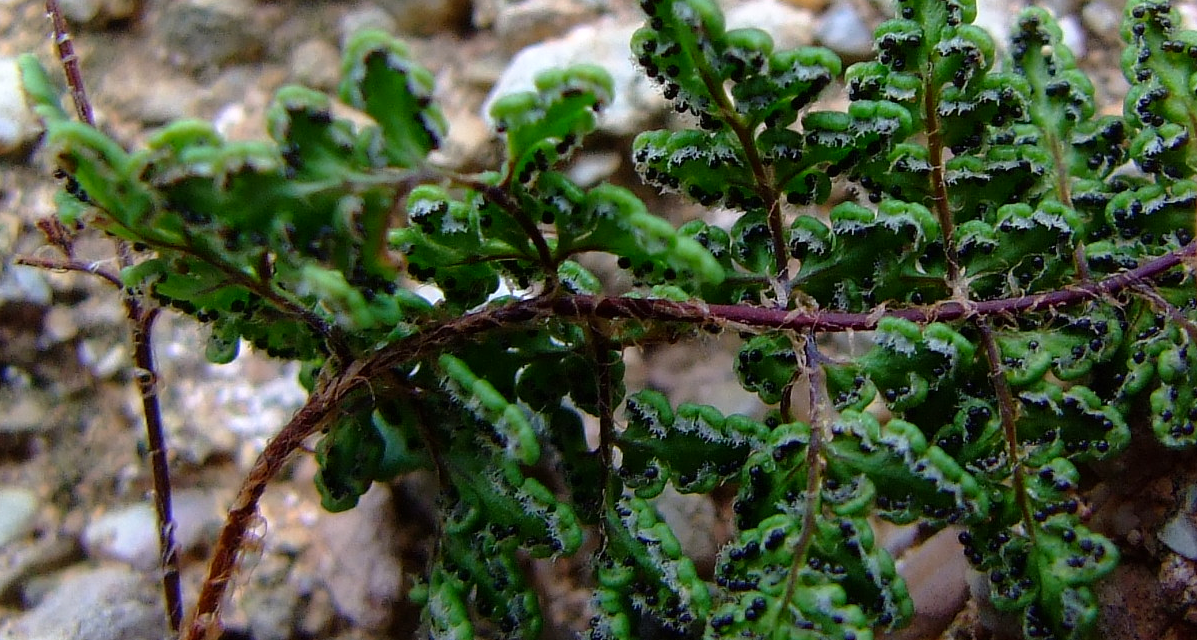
1,0 -> 1196,638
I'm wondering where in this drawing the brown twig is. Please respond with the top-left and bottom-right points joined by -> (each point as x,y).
129,306 -> 183,631
44,0 -> 92,125
976,321 -> 1037,543
586,321 -> 618,503
548,240 -> 1195,332
42,2 -> 184,633
13,254 -> 122,287
182,369 -> 360,640
774,333 -> 827,632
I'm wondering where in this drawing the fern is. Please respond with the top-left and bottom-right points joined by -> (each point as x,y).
16,0 -> 1197,639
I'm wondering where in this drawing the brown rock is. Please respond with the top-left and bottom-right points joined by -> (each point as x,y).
312,484 -> 404,631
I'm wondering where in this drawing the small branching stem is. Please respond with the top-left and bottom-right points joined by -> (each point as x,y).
13,255 -> 122,287
452,173 -> 557,276
587,320 -> 622,569
763,198 -> 788,280
923,84 -> 962,288
404,389 -> 451,580
689,43 -> 787,276
1072,244 -> 1093,283
1043,133 -> 1093,282
586,321 -> 618,492
44,0 -> 91,125
1048,136 -> 1072,211
977,321 -> 1037,543
406,389 -> 448,490
130,307 -> 183,632
143,232 -> 354,362
34,216 -> 77,257
42,3 -> 183,634
1132,283 -> 1197,344
482,184 -> 557,272
775,334 -> 827,631
88,215 -> 354,362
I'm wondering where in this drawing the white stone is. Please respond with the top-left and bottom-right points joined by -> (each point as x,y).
567,150 -> 621,187
1160,513 -> 1197,560
475,0 -> 602,52
817,4 -> 874,60
290,39 -> 342,92
1160,485 -> 1197,560
0,395 -> 50,434
114,76 -> 200,125
0,565 -> 161,640
378,0 -> 470,35
82,491 -> 224,570
654,485 -> 721,571
339,4 -> 398,48
0,488 -> 38,548
0,57 -> 42,156
1081,0 -> 1121,42
894,527 -> 971,639
83,503 -> 159,570
726,0 -> 816,50
0,264 -> 51,306
485,4 -> 821,137
484,18 -> 662,137
973,0 -> 1019,55
1180,3 -> 1197,32
313,484 -> 403,630
157,0 -> 262,70
41,306 -> 79,344
1059,14 -> 1087,58
58,0 -> 142,26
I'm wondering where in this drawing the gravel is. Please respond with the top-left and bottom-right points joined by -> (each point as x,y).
817,3 -> 874,60
0,488 -> 38,548
0,56 -> 41,155
1,0 -> 1190,639
0,565 -> 163,640
57,0 -> 142,27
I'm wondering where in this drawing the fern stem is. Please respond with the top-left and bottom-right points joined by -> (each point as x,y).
547,239 -> 1194,331
923,80 -> 962,288
775,334 -> 827,631
129,307 -> 184,634
688,33 -> 786,276
13,255 -> 123,287
183,373 -> 356,640
1042,131 -> 1094,282
42,4 -> 183,632
977,321 -> 1037,544
182,235 -> 1194,635
44,0 -> 92,126
586,322 -> 618,495
452,174 -> 558,278
154,233 -> 354,362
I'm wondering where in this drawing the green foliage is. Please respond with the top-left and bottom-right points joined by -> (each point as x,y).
619,391 -> 769,496
591,495 -> 712,638
18,1 -> 1197,639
